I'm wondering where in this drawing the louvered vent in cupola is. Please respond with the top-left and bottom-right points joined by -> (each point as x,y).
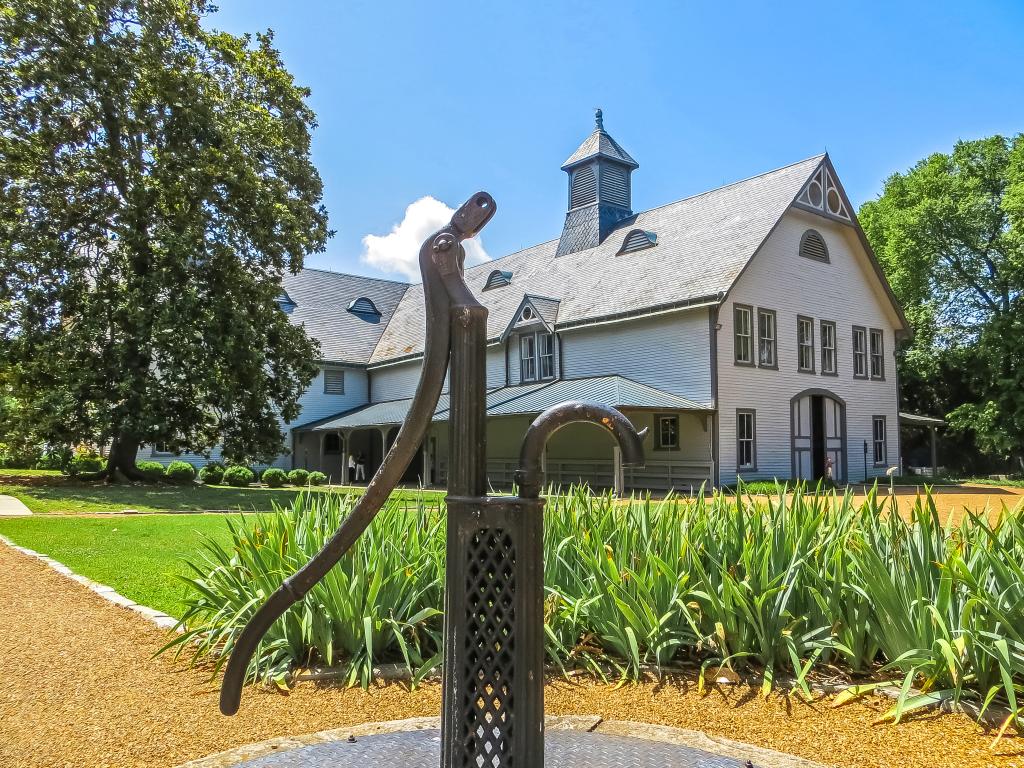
569,166 -> 597,209
618,229 -> 657,255
600,165 -> 630,209
799,229 -> 829,263
483,269 -> 512,291
347,296 -> 382,322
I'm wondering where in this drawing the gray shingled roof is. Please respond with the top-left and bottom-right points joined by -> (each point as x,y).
370,155 -> 826,365
300,376 -> 706,431
562,129 -> 639,169
281,269 -> 409,364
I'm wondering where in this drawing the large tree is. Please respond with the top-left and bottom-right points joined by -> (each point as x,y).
860,135 -> 1024,471
0,1 -> 327,479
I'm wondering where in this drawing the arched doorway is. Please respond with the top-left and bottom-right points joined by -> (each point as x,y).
791,389 -> 846,483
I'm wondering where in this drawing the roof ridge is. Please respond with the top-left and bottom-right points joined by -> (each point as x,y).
297,266 -> 411,286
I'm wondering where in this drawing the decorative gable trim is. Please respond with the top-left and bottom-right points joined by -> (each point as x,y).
794,160 -> 852,222
499,295 -> 560,341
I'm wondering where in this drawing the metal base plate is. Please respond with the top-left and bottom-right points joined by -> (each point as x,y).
234,729 -> 743,767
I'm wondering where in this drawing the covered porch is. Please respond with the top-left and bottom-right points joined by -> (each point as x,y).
293,375 -> 715,494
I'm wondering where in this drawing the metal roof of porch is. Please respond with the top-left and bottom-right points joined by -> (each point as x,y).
298,376 -> 709,432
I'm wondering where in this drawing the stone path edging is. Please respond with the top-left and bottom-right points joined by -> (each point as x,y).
174,715 -> 828,768
0,534 -> 179,631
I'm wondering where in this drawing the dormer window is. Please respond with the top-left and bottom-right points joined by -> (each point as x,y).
483,269 -> 512,291
618,229 -> 657,255
347,297 -> 381,323
276,290 -> 296,314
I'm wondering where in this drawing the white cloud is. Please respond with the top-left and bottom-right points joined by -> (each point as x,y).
361,196 -> 490,280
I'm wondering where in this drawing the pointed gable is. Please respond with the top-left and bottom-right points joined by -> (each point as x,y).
501,295 -> 561,340
794,158 -> 852,222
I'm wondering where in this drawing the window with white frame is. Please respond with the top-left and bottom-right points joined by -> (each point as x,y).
734,305 -> 753,365
797,316 -> 815,372
323,368 -> 345,394
737,410 -> 756,470
152,443 -> 172,456
657,414 -> 679,449
757,308 -> 776,368
852,326 -> 867,378
520,334 -> 537,381
872,416 -> 887,466
538,333 -> 555,379
520,332 -> 555,382
869,329 -> 885,379
821,320 -> 837,375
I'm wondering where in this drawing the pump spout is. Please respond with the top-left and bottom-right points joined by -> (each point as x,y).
515,401 -> 646,499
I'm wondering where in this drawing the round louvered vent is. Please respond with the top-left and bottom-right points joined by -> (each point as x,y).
799,229 -> 829,263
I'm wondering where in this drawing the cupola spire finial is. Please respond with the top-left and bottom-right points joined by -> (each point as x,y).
595,108 -> 604,131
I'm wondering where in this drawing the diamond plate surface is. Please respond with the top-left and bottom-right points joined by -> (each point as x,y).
235,730 -> 744,767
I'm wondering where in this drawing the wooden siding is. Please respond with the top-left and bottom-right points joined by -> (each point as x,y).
560,309 -> 713,404
370,346 -> 507,401
716,209 -> 902,486
136,367 -> 369,470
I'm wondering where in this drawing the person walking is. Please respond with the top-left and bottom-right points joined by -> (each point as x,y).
355,452 -> 366,482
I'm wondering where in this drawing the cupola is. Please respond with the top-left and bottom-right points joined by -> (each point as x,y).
555,109 -> 638,256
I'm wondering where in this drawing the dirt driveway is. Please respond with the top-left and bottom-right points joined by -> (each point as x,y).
2,539 -> 1022,768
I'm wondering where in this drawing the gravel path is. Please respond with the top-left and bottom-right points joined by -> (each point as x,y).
1,543 -> 1021,768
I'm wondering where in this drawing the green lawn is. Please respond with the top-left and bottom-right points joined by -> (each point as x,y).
0,471 -> 443,515
0,514 -> 235,616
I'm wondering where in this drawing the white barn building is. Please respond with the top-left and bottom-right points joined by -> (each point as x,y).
144,114 -> 910,491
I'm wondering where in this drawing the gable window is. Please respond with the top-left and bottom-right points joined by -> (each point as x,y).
757,308 -> 777,368
852,326 -> 867,379
869,329 -> 885,379
799,229 -> 830,263
797,316 -> 815,372
872,416 -> 887,466
733,305 -> 753,366
520,332 -> 555,382
820,320 -> 837,375
736,410 -> 756,470
538,333 -> 556,379
324,368 -> 345,395
520,334 -> 537,381
656,414 -> 679,450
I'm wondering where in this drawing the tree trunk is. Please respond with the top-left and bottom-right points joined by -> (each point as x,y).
80,434 -> 147,482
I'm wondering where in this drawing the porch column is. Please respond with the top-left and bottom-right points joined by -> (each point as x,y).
318,432 -> 325,472
422,427 -> 432,487
612,446 -> 624,497
338,430 -> 346,485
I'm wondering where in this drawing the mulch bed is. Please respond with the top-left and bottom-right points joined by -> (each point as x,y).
1,543 -> 1021,768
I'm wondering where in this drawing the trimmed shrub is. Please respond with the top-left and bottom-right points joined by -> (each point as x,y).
198,462 -> 225,485
34,451 -> 66,470
262,467 -> 287,488
165,460 -> 197,484
136,461 -> 166,481
308,471 -> 327,486
65,448 -> 105,475
287,468 -> 310,486
223,465 -> 255,487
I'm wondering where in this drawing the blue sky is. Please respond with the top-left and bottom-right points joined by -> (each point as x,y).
210,0 -> 1024,281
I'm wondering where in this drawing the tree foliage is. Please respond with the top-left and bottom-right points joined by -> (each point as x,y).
860,135 -> 1024,469
0,0 -> 328,478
